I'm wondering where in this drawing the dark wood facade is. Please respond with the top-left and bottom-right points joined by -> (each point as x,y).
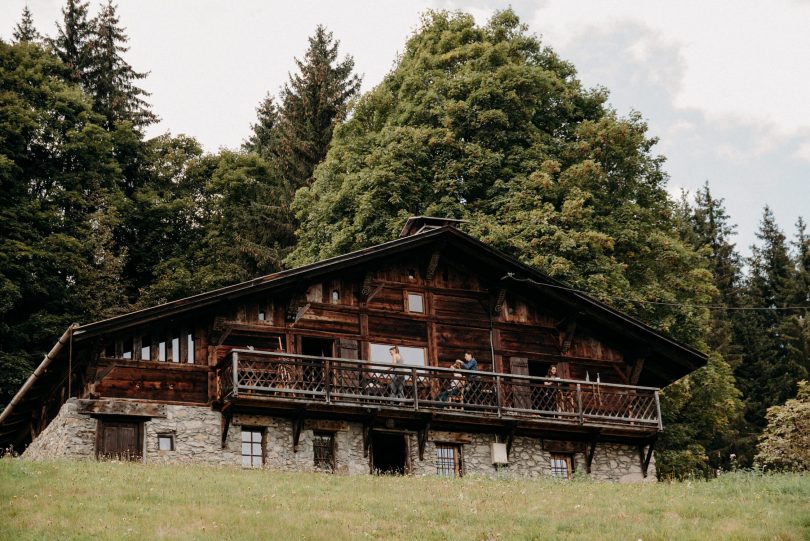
0,221 -> 707,463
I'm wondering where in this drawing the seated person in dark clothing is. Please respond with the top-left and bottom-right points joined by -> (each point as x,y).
460,351 -> 481,402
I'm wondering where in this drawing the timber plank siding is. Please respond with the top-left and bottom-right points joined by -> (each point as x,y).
1,222 -> 705,467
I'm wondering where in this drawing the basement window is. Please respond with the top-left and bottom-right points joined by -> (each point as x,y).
241,428 -> 264,468
436,444 -> 462,478
313,432 -> 336,472
550,453 -> 573,479
158,434 -> 175,451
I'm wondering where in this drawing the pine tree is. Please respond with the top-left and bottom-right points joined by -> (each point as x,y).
243,93 -> 281,157
51,0 -> 94,85
273,25 -> 361,189
12,6 -> 41,44
87,0 -> 157,130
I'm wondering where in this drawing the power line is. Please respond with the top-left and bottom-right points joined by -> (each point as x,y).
501,273 -> 809,312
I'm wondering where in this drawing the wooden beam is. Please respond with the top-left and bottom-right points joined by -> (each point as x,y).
418,421 -> 431,461
365,283 -> 384,303
292,410 -> 305,452
425,250 -> 441,282
221,408 -> 231,449
561,320 -> 577,354
503,422 -> 517,456
77,399 -> 167,418
360,273 -> 374,298
640,435 -> 657,478
585,431 -> 600,474
629,357 -> 646,386
493,288 -> 507,316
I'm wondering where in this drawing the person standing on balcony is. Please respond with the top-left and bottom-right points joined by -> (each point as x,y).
388,346 -> 406,399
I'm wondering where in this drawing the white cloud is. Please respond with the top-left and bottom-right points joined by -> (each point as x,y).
793,140 -> 810,162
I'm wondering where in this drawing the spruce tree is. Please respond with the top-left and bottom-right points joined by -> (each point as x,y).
12,6 -> 41,44
51,0 -> 94,85
735,207 -> 808,442
87,0 -> 157,130
273,25 -> 361,189
243,93 -> 281,157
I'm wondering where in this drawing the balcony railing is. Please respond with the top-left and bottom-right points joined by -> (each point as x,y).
217,350 -> 662,431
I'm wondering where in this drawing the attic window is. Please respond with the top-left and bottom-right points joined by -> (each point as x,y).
331,289 -> 340,303
407,269 -> 416,281
258,311 -> 266,321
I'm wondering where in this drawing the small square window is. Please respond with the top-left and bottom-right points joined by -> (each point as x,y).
158,434 -> 175,451
407,292 -> 424,313
258,311 -> 266,321
436,444 -> 462,477
241,428 -> 264,468
550,453 -> 573,479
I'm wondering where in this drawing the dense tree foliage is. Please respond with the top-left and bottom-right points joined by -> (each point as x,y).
0,40 -> 125,404
755,380 -> 810,472
289,11 -> 712,344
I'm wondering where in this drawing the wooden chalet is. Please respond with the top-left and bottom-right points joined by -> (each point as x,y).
0,217 -> 706,480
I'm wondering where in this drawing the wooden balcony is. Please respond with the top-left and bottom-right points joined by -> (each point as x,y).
216,350 -> 663,439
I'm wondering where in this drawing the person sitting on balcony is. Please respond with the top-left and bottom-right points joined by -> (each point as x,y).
387,346 -> 406,399
437,360 -> 465,403
460,351 -> 481,403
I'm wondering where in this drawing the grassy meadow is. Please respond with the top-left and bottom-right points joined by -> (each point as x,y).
0,459 -> 808,540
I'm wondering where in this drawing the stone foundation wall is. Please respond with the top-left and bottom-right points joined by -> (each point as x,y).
22,399 -> 654,482
22,398 -> 97,460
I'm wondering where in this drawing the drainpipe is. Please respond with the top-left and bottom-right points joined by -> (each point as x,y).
0,323 -> 79,426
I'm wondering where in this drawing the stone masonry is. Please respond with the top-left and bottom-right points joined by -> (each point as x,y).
23,399 -> 654,482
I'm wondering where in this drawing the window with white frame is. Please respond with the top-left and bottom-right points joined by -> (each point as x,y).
241,428 -> 264,468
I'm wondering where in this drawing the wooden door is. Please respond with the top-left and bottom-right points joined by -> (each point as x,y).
336,338 -> 360,393
510,357 -> 532,409
97,419 -> 143,460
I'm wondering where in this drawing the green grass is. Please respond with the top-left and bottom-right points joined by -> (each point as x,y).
1,459 -> 808,540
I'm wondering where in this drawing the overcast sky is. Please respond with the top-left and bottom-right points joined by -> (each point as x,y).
3,0 -> 808,256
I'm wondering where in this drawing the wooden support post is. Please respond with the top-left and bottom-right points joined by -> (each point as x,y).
362,419 -> 373,458
640,435 -> 657,478
220,408 -> 231,449
292,411 -> 305,453
503,422 -> 517,457
585,431 -> 600,474
418,421 -> 430,461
